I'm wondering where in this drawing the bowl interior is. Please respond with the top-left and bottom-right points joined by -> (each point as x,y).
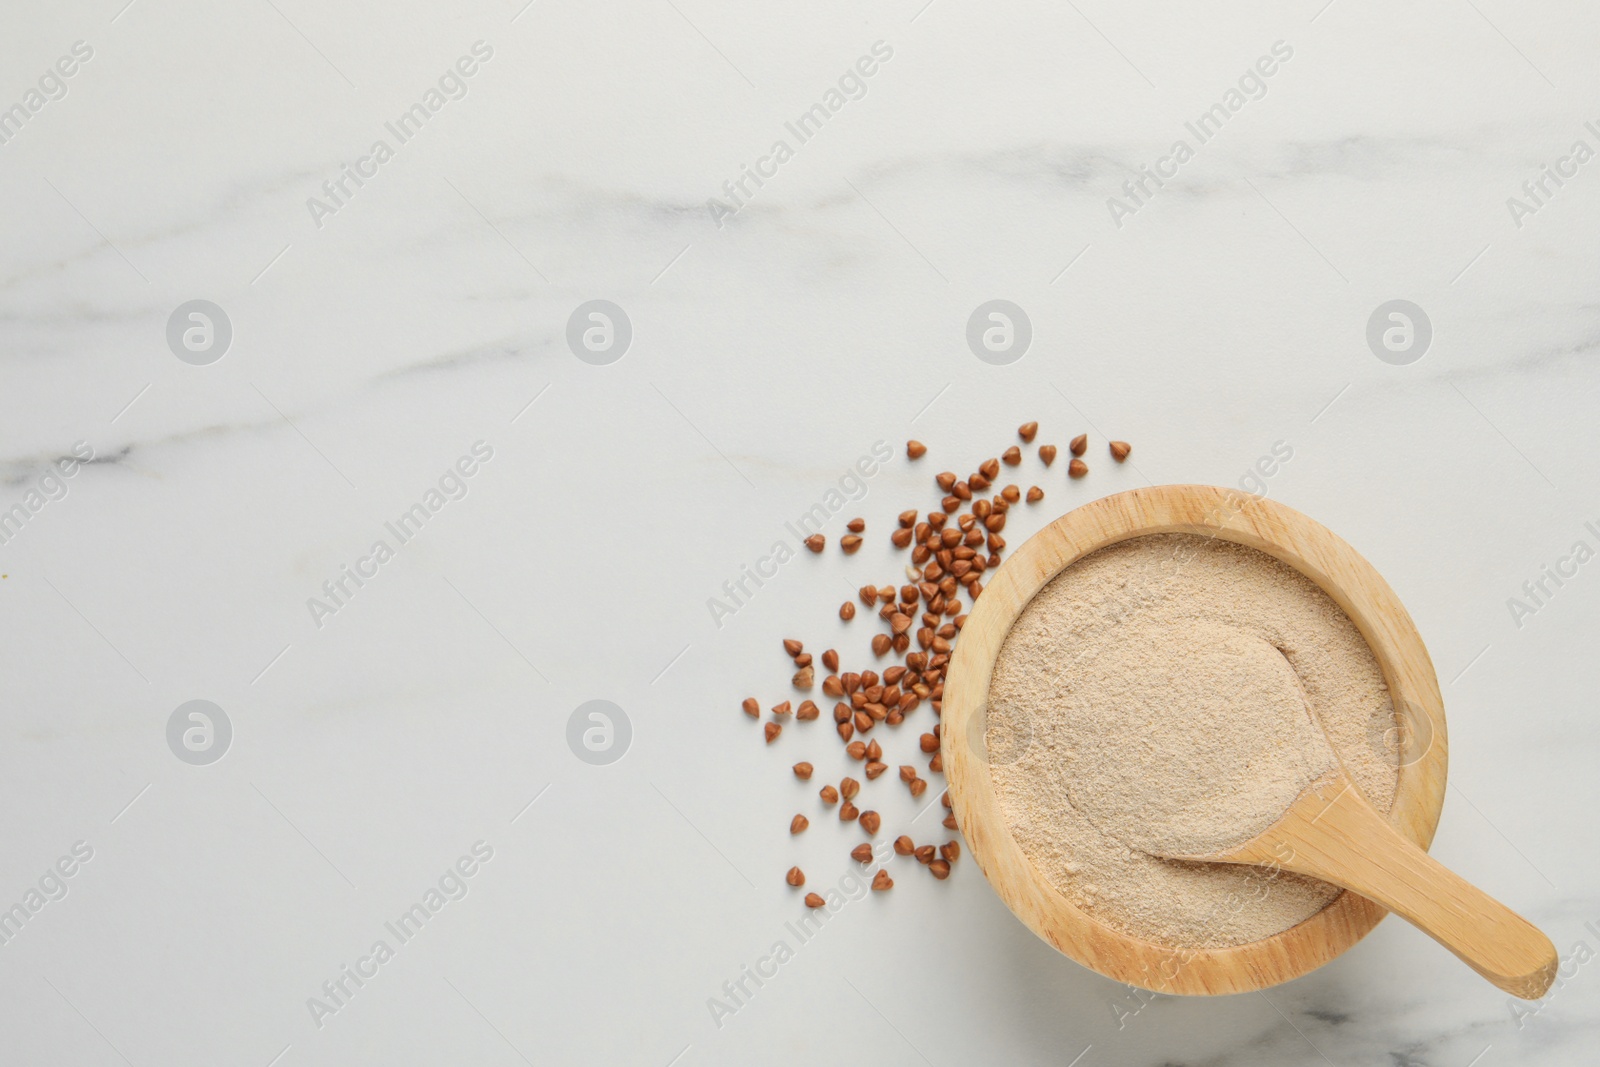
940,485 -> 1447,995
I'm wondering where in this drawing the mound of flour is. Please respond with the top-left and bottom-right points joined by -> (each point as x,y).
988,534 -> 1398,948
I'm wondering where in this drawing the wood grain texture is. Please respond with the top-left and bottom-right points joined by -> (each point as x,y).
1189,773 -> 1557,999
941,485 -> 1449,995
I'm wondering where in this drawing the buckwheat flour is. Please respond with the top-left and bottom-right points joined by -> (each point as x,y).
988,533 -> 1399,948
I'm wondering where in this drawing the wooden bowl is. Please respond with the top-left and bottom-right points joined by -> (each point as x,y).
941,485 -> 1448,995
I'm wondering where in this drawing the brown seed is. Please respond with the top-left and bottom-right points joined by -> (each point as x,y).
984,513 -> 1006,533
919,733 -> 939,753
935,471 -> 957,491
820,784 -> 839,804
865,739 -> 883,761
853,710 -> 872,733
742,697 -> 760,718
890,528 -> 913,548
859,811 -> 881,835
851,843 -> 874,864
796,700 -> 819,721
864,761 -> 888,779
889,613 -> 912,635
1001,485 -> 1021,503
840,535 -> 863,554
1068,458 -> 1088,479
907,440 -> 927,459
1109,440 -> 1131,462
839,801 -> 859,821
1002,446 -> 1022,466
1038,444 -> 1057,466
929,859 -> 951,880
846,518 -> 866,535
941,841 -> 961,863
1019,421 -> 1039,442
805,534 -> 825,552
765,722 -> 782,743
836,721 -> 854,742
782,638 -> 803,657
894,835 -> 915,855
793,653 -> 812,668
871,634 -> 891,656
846,741 -> 867,760
909,778 -> 928,798
822,675 -> 844,698
943,813 -> 958,830
1026,486 -> 1044,503
822,649 -> 839,672
805,892 -> 826,908
786,866 -> 805,887
792,666 -> 814,689
1069,433 -> 1087,457
840,777 -> 860,800
790,814 -> 809,834
771,702 -> 791,719
940,791 -> 951,808
872,870 -> 893,891
980,459 -> 1000,480
899,764 -> 918,783
793,761 -> 813,779
914,845 -> 935,865
842,672 -> 861,694
928,753 -> 943,772
840,601 -> 857,621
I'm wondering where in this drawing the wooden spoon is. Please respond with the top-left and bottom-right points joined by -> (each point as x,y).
1164,772 -> 1558,999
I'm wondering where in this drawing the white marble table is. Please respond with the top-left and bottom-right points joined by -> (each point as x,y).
2,1 -> 1596,1063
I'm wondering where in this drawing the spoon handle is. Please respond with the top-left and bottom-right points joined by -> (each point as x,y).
1231,777 -> 1557,999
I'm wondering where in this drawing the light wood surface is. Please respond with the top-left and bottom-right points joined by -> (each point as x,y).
942,485 -> 1451,995
1176,772 -> 1557,999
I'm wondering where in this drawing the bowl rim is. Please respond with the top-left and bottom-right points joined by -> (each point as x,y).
940,484 -> 1448,995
